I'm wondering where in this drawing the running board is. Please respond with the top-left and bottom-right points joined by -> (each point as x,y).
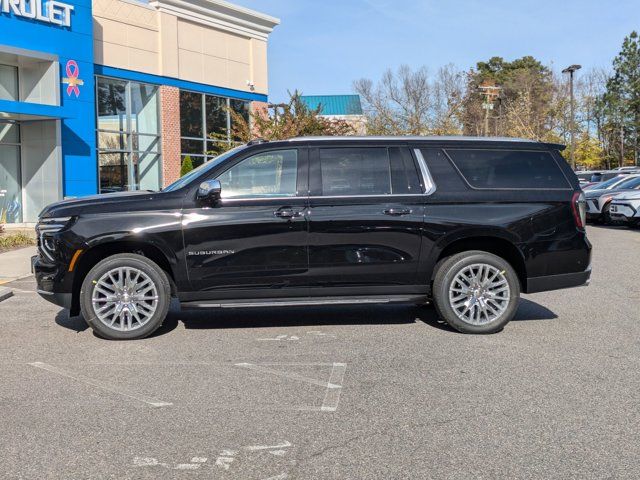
181,295 -> 425,309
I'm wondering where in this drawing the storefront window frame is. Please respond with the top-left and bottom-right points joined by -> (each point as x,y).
0,121 -> 22,224
179,89 -> 250,168
95,75 -> 162,193
0,63 -> 20,101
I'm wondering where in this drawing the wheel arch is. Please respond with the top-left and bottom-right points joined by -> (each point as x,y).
430,235 -> 527,290
69,240 -> 177,316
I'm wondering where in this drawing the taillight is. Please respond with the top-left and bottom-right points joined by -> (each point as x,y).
571,191 -> 586,229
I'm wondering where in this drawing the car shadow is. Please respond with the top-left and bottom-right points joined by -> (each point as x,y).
55,309 -> 90,333
54,298 -> 557,338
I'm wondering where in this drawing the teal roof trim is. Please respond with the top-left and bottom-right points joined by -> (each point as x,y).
300,95 -> 363,116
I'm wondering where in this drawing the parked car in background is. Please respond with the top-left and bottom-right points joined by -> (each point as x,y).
576,170 -> 635,190
585,174 -> 640,223
583,174 -> 633,191
613,166 -> 639,172
610,190 -> 640,227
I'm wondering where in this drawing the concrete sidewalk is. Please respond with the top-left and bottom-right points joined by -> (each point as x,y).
0,246 -> 37,285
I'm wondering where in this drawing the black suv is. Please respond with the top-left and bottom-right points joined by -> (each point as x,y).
34,136 -> 591,339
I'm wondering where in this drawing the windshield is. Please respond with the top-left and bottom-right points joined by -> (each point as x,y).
163,145 -> 248,192
586,175 -> 624,190
614,176 -> 640,190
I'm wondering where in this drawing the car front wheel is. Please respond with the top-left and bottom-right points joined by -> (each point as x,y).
432,251 -> 520,334
80,253 -> 171,340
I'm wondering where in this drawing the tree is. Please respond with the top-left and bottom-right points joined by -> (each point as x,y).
462,56 -> 555,140
180,156 -> 194,176
603,31 -> 640,165
574,132 -> 605,169
224,91 -> 354,145
354,64 -> 463,135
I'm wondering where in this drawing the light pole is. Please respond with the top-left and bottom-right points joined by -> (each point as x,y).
562,64 -> 582,169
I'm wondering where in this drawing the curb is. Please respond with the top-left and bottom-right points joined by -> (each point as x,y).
0,286 -> 13,303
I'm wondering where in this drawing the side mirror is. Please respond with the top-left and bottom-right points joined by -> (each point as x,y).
197,179 -> 222,202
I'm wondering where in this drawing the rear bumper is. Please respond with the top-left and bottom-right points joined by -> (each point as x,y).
526,267 -> 591,294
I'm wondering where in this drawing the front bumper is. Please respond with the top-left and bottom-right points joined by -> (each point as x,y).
609,202 -> 638,222
526,267 -> 592,294
33,254 -> 73,310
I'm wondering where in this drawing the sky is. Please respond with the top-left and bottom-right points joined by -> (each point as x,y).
231,0 -> 640,103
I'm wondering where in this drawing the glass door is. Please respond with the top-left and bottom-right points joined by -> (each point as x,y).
0,122 -> 22,223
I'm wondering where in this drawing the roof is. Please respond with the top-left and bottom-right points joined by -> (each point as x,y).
300,95 -> 363,116
260,135 -> 565,150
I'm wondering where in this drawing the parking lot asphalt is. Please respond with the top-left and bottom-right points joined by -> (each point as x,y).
1,226 -> 639,480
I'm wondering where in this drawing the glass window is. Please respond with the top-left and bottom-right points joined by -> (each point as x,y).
206,95 -> 227,139
97,78 -> 127,132
180,91 -> 251,167
319,148 -> 391,196
446,149 -> 570,189
180,91 -> 203,138
217,149 -> 298,199
130,83 -> 159,135
389,147 -> 422,194
99,152 -> 128,193
96,77 -> 162,192
0,122 -> 21,223
0,64 -> 18,101
614,176 -> 640,190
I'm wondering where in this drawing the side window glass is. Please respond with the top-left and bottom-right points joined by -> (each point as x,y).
389,147 -> 422,194
445,149 -> 570,189
217,149 -> 298,199
319,148 -> 391,196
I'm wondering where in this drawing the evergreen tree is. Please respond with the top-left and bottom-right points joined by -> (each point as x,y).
180,156 -> 194,176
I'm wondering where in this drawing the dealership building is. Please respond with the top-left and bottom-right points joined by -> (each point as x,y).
0,0 -> 279,224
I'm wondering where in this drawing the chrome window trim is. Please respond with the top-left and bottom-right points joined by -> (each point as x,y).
413,149 -> 437,196
218,193 -> 431,202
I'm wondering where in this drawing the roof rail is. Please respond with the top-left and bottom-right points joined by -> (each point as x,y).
247,138 -> 268,145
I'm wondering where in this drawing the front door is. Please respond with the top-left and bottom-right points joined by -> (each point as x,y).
182,147 -> 309,299
307,145 -> 426,294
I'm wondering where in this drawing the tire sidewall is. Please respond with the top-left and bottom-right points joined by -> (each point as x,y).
434,251 -> 520,334
80,254 -> 171,340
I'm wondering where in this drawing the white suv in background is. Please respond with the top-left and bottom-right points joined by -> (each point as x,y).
610,191 -> 640,227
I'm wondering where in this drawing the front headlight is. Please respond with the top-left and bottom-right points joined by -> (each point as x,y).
35,217 -> 75,261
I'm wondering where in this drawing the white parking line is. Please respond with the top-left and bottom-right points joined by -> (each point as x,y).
28,362 -> 172,408
235,363 -> 342,389
320,363 -> 347,412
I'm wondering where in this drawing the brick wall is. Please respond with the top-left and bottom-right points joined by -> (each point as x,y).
160,86 -> 181,187
250,101 -> 269,138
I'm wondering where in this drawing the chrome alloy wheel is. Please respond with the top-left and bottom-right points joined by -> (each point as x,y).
91,267 -> 159,332
448,263 -> 511,325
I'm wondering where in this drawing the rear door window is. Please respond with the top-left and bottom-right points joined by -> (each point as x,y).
445,149 -> 571,189
318,148 -> 392,196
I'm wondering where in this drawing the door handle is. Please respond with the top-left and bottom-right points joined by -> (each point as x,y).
274,208 -> 303,219
383,208 -> 412,216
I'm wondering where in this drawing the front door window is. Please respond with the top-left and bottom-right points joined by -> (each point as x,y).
0,122 -> 21,223
216,149 -> 299,199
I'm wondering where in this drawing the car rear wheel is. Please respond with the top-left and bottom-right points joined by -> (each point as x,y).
432,251 -> 520,334
80,253 -> 171,340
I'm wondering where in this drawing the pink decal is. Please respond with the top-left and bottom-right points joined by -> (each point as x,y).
62,60 -> 84,97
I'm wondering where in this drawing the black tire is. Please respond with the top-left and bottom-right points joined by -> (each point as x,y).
602,204 -> 612,225
80,253 -> 171,340
432,250 -> 520,334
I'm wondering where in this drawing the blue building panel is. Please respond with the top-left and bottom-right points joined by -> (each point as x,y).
0,0 -> 98,199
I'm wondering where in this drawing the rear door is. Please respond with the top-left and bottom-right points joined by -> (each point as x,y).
306,144 -> 427,294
